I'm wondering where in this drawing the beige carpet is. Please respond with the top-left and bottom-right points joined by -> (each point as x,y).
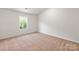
0,32 -> 79,51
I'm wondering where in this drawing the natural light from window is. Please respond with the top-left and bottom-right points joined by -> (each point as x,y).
19,16 -> 28,29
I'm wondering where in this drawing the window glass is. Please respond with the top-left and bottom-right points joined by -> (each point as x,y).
19,16 -> 28,29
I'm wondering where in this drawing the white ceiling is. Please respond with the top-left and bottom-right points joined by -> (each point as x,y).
9,8 -> 47,15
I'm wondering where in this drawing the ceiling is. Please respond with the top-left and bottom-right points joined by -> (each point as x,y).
9,8 -> 47,15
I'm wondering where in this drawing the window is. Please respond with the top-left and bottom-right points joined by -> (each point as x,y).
19,16 -> 28,29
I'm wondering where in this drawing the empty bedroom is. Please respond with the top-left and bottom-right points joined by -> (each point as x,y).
0,8 -> 79,51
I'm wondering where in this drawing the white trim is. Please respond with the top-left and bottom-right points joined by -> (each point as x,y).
39,32 -> 79,43
0,32 -> 37,40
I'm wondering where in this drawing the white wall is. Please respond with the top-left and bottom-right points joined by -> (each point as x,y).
0,9 -> 38,39
38,8 -> 79,43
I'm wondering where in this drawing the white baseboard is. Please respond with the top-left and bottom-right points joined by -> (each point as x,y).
39,32 -> 79,43
0,32 -> 37,40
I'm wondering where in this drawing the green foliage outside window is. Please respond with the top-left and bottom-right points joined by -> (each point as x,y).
19,16 -> 28,29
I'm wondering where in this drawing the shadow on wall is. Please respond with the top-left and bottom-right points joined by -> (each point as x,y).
39,8 -> 79,42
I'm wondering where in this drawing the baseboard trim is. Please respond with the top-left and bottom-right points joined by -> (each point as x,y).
39,32 -> 79,43
0,32 -> 38,40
